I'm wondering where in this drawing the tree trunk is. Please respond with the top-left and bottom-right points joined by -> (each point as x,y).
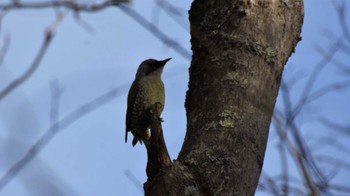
145,0 -> 303,195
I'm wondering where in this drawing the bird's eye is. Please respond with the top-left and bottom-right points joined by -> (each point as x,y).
150,62 -> 159,68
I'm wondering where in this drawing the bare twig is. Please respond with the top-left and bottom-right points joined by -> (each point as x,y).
275,78 -> 350,194
0,1 -> 190,61
262,173 -> 280,196
0,34 -> 10,67
117,4 -> 191,60
0,35 -> 50,101
271,109 -> 290,196
316,155 -> 350,170
124,169 -> 143,192
73,11 -> 95,33
0,10 -> 7,32
50,79 -> 62,125
309,136 -> 350,153
0,83 -> 125,191
272,111 -> 317,195
328,184 -> 350,193
319,117 -> 350,137
0,14 -> 66,101
0,0 -> 129,11
275,101 -> 328,194
279,134 -> 289,195
153,0 -> 189,32
304,80 -> 350,106
334,1 -> 350,45
290,40 -> 341,119
279,82 -> 320,183
288,140 -> 320,196
263,2 -> 350,196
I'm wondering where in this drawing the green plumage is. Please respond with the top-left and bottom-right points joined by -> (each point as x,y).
125,74 -> 165,147
125,58 -> 170,147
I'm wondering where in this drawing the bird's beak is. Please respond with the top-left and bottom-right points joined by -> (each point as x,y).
156,58 -> 171,69
161,58 -> 172,64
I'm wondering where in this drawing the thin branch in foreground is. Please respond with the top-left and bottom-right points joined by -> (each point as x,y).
153,0 -> 189,32
0,34 -> 10,67
316,155 -> 350,170
73,11 -> 95,34
316,41 -> 350,75
273,110 -> 324,194
290,39 -> 342,119
0,33 -> 51,101
117,4 -> 191,60
304,80 -> 350,106
334,1 -> 350,45
289,141 -> 320,196
49,79 -> 62,125
1,1 -> 190,61
310,136 -> 350,153
0,13 -> 65,101
0,83 -> 126,191
124,169 -> 143,192
319,117 -> 350,137
0,0 -> 129,12
279,83 -> 324,186
0,10 -> 7,32
261,173 -> 281,196
329,184 -> 350,193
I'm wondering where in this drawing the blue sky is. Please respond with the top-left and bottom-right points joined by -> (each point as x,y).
0,0 -> 349,195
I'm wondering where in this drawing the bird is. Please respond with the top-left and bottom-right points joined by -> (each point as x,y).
125,58 -> 171,148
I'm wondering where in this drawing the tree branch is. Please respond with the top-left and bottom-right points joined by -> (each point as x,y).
0,0 -> 128,11
0,35 -> 10,68
0,13 -> 63,101
145,103 -> 171,183
0,83 -> 124,191
0,34 -> 51,101
117,4 -> 191,60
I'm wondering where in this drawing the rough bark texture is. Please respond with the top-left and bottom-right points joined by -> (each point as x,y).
145,103 -> 171,183
145,0 -> 303,195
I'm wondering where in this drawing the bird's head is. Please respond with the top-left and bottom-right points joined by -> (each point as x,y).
135,58 -> 171,80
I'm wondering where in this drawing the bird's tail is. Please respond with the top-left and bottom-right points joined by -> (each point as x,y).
132,137 -> 139,146
132,136 -> 150,149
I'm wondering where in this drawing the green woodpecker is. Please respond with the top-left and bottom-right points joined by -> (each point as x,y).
125,58 -> 171,147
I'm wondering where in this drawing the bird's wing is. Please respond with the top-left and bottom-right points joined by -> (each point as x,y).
126,81 -> 145,143
126,81 -> 138,142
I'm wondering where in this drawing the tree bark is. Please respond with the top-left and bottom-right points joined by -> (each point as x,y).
145,103 -> 171,183
145,0 -> 303,195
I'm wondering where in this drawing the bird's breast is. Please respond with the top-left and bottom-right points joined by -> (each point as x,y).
139,76 -> 165,109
